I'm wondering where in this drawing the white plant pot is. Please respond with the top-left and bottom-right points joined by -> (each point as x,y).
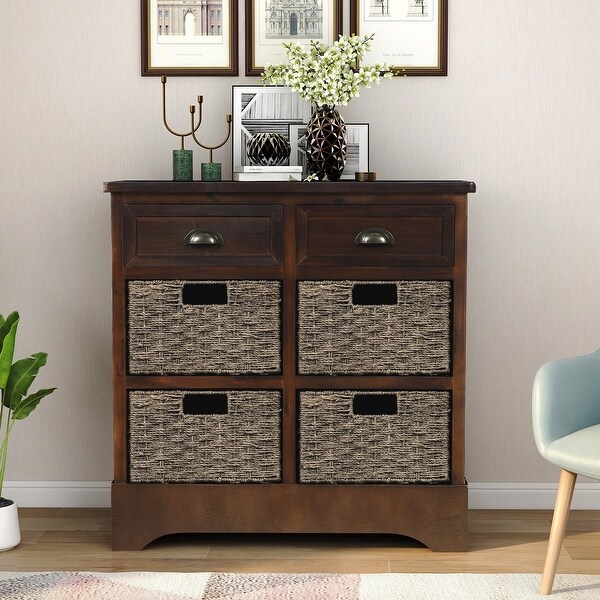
0,500 -> 21,551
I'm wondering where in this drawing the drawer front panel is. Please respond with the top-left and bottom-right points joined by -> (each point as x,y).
298,280 -> 451,375
128,280 -> 281,374
125,204 -> 283,267
297,205 -> 454,267
299,390 -> 450,484
129,390 -> 282,483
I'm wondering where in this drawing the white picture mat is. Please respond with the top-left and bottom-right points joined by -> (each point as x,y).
148,0 -> 232,68
356,0 -> 441,68
232,86 -> 311,170
289,123 -> 369,180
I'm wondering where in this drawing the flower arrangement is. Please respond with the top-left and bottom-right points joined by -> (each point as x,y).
261,34 -> 392,108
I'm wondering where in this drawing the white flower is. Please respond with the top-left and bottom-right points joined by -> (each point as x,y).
261,34 -> 392,108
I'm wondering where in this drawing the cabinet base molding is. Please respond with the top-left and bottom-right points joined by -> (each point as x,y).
111,482 -> 468,552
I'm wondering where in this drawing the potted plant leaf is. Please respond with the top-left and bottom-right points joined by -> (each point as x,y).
0,311 -> 56,551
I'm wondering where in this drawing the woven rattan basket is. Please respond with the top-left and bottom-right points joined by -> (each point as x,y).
299,390 -> 450,483
129,390 -> 282,483
298,280 -> 451,375
128,280 -> 281,375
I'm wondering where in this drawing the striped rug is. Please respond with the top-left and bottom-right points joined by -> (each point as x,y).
1,572 -> 600,599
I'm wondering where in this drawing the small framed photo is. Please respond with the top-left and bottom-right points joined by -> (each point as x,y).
245,0 -> 343,76
232,86 -> 311,171
289,123 -> 369,180
141,0 -> 238,76
350,0 -> 447,76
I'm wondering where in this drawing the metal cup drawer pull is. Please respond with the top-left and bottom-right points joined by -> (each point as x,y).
183,228 -> 224,246
354,227 -> 395,246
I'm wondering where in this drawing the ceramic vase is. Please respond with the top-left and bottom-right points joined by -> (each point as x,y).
305,106 -> 347,181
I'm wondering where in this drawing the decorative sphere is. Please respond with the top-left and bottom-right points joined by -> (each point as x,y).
246,133 -> 291,166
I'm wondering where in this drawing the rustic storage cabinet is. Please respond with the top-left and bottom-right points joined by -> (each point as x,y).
105,180 -> 475,551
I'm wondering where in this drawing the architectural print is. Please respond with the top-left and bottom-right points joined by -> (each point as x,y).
407,0 -> 428,17
265,0 -> 323,39
366,0 -> 430,21
157,0 -> 222,37
369,0 -> 390,18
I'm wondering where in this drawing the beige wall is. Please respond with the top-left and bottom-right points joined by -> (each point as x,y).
1,1 -> 599,485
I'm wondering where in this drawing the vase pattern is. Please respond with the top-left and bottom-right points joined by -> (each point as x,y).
305,107 -> 347,181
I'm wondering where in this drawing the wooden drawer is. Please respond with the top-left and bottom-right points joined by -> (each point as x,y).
124,204 -> 282,267
297,205 -> 454,267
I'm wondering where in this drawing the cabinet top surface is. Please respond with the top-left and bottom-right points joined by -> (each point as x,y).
104,180 -> 476,195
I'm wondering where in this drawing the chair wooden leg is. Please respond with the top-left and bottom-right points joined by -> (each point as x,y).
541,469 -> 577,595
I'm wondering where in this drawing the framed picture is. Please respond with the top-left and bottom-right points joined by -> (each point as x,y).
141,0 -> 238,76
232,85 -> 311,171
350,0 -> 447,76
289,123 -> 369,180
245,0 -> 343,76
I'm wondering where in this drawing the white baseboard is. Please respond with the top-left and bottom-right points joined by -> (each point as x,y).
3,481 -> 111,508
3,481 -> 600,510
468,483 -> 600,509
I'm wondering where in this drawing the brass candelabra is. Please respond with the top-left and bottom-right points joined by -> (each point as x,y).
161,75 -> 232,181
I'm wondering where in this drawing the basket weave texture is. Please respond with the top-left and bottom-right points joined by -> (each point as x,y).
129,390 -> 282,483
299,390 -> 450,483
298,280 -> 451,375
128,280 -> 281,374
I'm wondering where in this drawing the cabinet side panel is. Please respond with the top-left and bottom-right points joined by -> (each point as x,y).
451,194 -> 467,484
111,193 -> 127,482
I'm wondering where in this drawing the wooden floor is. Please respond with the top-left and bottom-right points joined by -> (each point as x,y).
1,509 -> 600,573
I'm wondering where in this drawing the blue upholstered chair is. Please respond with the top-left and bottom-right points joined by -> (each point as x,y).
532,349 -> 600,595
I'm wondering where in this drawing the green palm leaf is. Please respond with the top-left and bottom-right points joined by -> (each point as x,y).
3,352 -> 48,410
11,387 -> 56,420
0,312 -> 19,389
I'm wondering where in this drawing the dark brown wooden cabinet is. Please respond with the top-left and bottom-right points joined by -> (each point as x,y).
105,180 -> 475,551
